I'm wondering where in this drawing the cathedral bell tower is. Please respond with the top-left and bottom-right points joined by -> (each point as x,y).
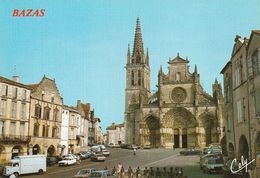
125,17 -> 151,144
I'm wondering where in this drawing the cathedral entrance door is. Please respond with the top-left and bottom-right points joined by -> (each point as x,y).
174,129 -> 180,148
146,116 -> 160,148
182,129 -> 188,148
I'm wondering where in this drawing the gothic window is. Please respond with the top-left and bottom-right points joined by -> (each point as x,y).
10,122 -> 16,135
234,60 -> 242,87
11,101 -> 17,118
175,72 -> 181,81
131,71 -> 135,86
171,87 -> 187,103
46,126 -> 49,137
33,124 -> 39,136
51,97 -> 54,103
42,125 -> 46,137
52,127 -> 57,138
53,109 -> 59,121
34,104 -> 42,118
138,70 -> 141,86
43,106 -> 50,120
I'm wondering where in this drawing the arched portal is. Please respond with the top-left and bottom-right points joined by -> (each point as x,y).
163,107 -> 197,148
11,145 -> 23,159
47,145 -> 56,157
145,116 -> 160,148
32,144 -> 41,155
239,135 -> 249,160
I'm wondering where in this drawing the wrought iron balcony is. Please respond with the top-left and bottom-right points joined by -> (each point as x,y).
0,134 -> 31,143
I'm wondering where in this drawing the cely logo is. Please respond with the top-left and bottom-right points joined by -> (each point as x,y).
230,156 -> 255,174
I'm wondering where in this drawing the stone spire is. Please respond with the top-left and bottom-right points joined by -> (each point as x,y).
127,44 -> 131,64
145,48 -> 149,66
132,17 -> 144,63
194,64 -> 198,74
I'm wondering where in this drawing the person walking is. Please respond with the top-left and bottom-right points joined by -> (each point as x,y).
133,148 -> 136,155
128,166 -> 133,178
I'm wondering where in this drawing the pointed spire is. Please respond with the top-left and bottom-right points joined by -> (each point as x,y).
145,48 -> 149,66
194,64 -> 198,74
215,78 -> 218,84
127,44 -> 131,64
132,17 -> 144,63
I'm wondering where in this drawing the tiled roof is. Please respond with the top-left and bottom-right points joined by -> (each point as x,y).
0,76 -> 32,90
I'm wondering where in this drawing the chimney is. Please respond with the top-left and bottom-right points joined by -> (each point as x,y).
12,76 -> 20,83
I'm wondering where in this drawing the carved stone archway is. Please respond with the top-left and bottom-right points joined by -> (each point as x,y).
199,112 -> 216,146
142,115 -> 160,148
162,107 -> 197,148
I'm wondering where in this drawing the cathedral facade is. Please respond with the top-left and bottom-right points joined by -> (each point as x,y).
125,18 -> 225,148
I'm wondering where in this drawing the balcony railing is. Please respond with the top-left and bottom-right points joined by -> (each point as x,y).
0,134 -> 31,143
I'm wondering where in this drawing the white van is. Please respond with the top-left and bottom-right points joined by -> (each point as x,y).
4,155 -> 46,177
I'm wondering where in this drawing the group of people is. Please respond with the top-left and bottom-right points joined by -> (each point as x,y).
110,162 -> 188,178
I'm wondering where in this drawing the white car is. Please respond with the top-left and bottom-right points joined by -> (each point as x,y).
102,149 -> 110,157
63,154 -> 80,161
58,158 -> 77,166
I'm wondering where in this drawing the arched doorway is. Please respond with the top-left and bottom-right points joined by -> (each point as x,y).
47,145 -> 56,157
32,144 -> 40,155
11,145 -> 23,159
0,145 -> 5,161
239,135 -> 249,160
163,107 -> 197,148
145,116 -> 160,148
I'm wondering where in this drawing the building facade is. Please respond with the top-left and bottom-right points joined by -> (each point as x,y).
106,122 -> 125,145
61,107 -> 69,155
28,76 -> 63,156
0,76 -> 31,162
221,31 -> 260,178
125,18 -> 224,148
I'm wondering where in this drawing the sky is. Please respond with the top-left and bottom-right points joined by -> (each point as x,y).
0,0 -> 260,132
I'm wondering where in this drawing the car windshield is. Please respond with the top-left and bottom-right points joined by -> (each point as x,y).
208,158 -> 223,164
78,169 -> 91,174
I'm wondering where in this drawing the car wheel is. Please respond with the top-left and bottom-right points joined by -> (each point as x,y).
38,169 -> 44,175
14,172 -> 19,177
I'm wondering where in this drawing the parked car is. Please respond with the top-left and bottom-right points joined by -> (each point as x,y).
120,144 -> 129,149
88,170 -> 111,178
102,149 -> 110,157
47,156 -> 62,166
199,153 -> 222,169
108,143 -> 120,148
79,151 -> 92,159
202,157 -> 224,173
91,146 -> 101,153
58,157 -> 77,166
98,145 -> 106,150
74,168 -> 98,178
90,154 -> 106,162
127,144 -> 140,150
143,144 -> 152,149
180,148 -> 201,155
63,154 -> 80,161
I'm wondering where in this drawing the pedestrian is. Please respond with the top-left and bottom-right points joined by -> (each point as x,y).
135,166 -> 140,178
155,167 -> 161,178
149,167 -> 154,178
117,162 -> 123,174
133,148 -> 136,155
112,166 -> 117,175
120,166 -> 125,178
143,167 -> 148,178
128,166 -> 133,178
